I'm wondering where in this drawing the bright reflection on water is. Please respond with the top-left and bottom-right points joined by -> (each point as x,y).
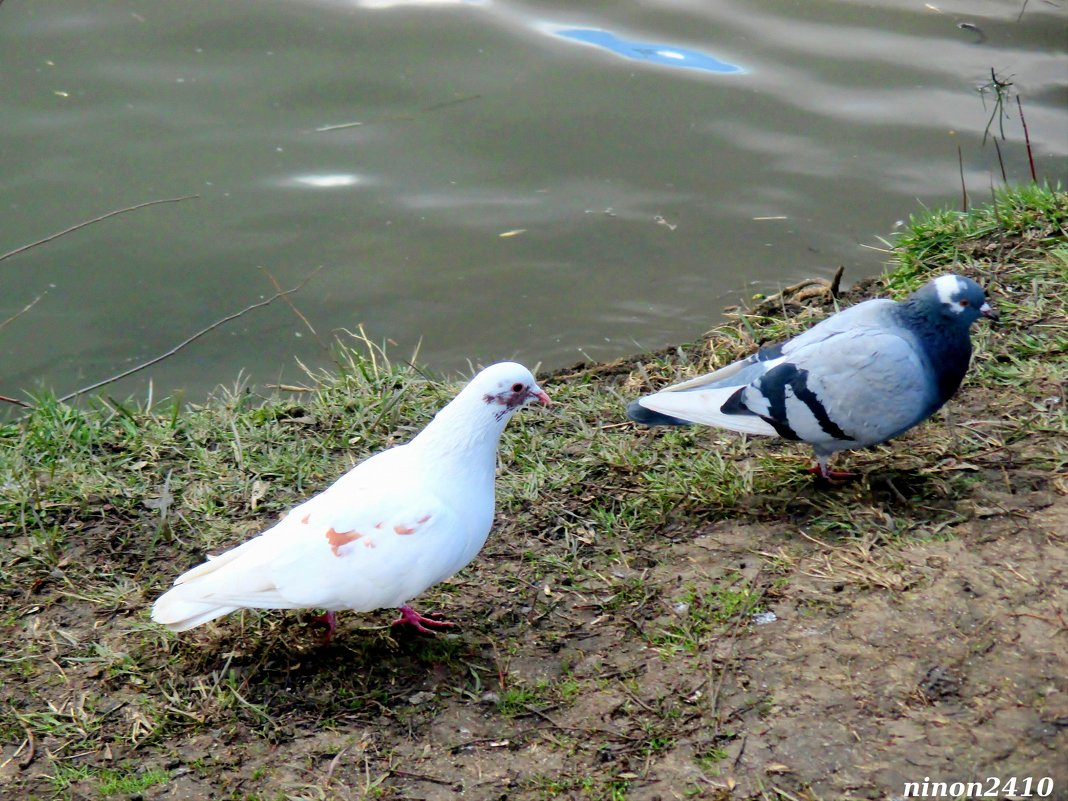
282,174 -> 369,189
551,28 -> 744,74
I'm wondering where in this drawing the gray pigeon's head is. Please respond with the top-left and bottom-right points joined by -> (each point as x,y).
913,274 -> 998,328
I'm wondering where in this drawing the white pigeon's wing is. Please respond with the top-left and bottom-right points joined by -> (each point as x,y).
171,484 -> 471,614
265,485 -> 473,611
152,442 -> 481,631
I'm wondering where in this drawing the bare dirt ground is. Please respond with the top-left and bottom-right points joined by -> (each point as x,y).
4,433 -> 1064,801
2,219 -> 1066,800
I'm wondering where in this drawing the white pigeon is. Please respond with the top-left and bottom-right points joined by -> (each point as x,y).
628,274 -> 997,479
151,362 -> 550,639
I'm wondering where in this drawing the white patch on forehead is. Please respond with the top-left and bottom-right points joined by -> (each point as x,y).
934,274 -> 965,309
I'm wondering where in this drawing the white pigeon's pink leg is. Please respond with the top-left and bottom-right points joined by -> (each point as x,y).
391,605 -> 457,635
311,610 -> 338,642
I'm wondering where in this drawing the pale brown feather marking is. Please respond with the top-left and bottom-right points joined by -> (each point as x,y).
326,527 -> 362,556
300,513 -> 311,524
393,524 -> 416,535
417,514 -> 432,524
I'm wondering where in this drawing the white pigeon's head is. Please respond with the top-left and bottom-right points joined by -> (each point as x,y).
413,362 -> 548,455
469,362 -> 550,421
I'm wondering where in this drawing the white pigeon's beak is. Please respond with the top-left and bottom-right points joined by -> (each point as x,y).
980,301 -> 999,321
531,385 -> 551,406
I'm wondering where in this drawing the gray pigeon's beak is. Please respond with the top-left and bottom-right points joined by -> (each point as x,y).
980,301 -> 999,321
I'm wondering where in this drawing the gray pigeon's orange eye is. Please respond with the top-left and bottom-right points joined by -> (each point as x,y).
960,299 -> 969,306
511,382 -> 524,392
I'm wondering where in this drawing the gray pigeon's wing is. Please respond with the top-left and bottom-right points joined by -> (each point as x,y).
778,298 -> 898,357
751,325 -> 935,449
662,298 -> 899,395
631,298 -> 913,439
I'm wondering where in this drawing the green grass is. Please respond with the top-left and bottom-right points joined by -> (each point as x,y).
46,763 -> 169,799
651,579 -> 764,655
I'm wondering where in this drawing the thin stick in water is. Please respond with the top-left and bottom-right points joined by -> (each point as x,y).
0,292 -> 46,333
958,145 -> 969,212
259,266 -> 330,350
57,269 -> 320,403
1016,95 -> 1037,183
0,195 -> 199,264
0,394 -> 31,408
993,138 -> 1007,184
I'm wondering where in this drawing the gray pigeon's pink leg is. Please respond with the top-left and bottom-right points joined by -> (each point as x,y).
392,605 -> 457,634
809,458 -> 858,483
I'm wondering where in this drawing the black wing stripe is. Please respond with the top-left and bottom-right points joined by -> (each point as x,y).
790,372 -> 851,441
739,364 -> 852,443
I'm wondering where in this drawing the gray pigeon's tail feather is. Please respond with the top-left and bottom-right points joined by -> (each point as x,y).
635,386 -> 780,436
626,399 -> 692,427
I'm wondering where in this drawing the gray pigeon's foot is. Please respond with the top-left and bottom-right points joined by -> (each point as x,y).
312,610 -> 338,642
392,605 -> 457,635
808,464 -> 859,484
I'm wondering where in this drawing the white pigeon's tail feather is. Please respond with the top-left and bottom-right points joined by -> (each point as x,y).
170,533 -> 270,585
638,386 -> 779,436
150,590 -> 242,632
151,528 -> 299,631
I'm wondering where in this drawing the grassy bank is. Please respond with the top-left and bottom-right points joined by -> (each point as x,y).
2,184 -> 1066,800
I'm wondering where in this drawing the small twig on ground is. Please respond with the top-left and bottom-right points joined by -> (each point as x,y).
0,195 -> 199,264
388,768 -> 454,787
19,727 -> 35,769
57,267 -> 321,403
264,383 -> 316,392
1012,611 -> 1068,634
829,265 -> 845,298
323,746 -> 348,785
0,394 -> 31,408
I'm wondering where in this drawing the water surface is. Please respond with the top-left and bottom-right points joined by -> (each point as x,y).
2,0 -> 1065,400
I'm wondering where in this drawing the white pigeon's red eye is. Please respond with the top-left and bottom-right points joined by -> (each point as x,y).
511,382 -> 525,393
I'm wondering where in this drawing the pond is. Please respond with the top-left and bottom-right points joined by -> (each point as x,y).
2,0 -> 1065,400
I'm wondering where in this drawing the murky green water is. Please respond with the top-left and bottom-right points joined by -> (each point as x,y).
2,0 -> 1065,400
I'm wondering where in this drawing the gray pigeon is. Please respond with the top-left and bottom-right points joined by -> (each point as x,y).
627,274 -> 998,478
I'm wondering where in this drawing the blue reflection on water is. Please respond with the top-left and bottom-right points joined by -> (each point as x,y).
555,28 -> 743,74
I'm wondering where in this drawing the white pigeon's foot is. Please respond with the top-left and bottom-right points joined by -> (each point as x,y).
311,610 -> 338,642
391,605 -> 457,635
